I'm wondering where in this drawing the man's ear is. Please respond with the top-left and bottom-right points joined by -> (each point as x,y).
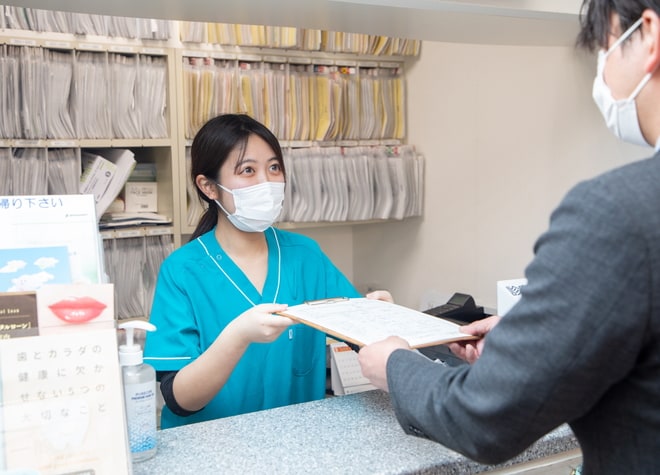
196,175 -> 219,201
643,9 -> 660,73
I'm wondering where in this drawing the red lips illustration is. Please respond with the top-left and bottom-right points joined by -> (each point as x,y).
48,296 -> 107,323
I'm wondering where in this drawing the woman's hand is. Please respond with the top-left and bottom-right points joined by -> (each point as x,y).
366,289 -> 394,303
227,303 -> 294,345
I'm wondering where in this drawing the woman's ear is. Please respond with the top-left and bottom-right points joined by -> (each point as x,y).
196,175 -> 219,201
643,9 -> 660,73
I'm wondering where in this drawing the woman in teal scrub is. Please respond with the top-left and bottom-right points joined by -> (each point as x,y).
144,114 -> 387,428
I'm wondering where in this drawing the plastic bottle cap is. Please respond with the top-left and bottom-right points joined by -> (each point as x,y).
119,343 -> 143,366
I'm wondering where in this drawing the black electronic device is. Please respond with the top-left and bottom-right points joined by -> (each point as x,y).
419,292 -> 486,366
423,292 -> 485,324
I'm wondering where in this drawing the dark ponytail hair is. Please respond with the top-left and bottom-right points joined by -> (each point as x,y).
189,114 -> 285,241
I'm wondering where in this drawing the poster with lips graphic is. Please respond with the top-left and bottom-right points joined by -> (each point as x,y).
36,283 -> 115,335
0,196 -> 129,472
0,285 -> 125,473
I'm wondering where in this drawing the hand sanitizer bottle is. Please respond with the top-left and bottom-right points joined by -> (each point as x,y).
118,321 -> 157,462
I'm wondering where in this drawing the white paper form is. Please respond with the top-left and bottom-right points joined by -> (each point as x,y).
75,51 -> 112,139
344,148 -> 373,221
280,298 -> 476,348
138,54 -> 168,138
47,148 -> 80,195
45,49 -> 75,140
372,148 -> 394,220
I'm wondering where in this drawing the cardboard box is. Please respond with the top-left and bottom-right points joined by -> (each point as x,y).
124,182 -> 158,212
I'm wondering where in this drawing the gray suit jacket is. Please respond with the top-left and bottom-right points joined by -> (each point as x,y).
387,151 -> 660,474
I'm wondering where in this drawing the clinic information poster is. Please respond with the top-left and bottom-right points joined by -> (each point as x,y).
0,195 -> 105,287
0,327 -> 130,474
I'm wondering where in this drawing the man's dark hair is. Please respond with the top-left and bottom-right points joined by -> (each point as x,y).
577,0 -> 660,51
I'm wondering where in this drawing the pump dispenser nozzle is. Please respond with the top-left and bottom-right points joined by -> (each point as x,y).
118,321 -> 156,367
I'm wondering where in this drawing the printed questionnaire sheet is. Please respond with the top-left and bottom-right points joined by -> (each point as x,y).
279,298 -> 477,348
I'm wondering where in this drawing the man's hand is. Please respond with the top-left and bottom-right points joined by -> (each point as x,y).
358,336 -> 410,392
448,315 -> 501,364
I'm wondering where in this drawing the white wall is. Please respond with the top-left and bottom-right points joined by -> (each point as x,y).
352,40 -> 649,311
296,226 -> 355,281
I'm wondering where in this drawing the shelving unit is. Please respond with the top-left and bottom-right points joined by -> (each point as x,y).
174,41 -> 420,237
1,7 -> 424,316
0,24 -> 182,318
1,9 -> 424,232
0,28 -> 182,241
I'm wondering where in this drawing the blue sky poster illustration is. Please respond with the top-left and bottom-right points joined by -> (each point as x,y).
0,246 -> 72,292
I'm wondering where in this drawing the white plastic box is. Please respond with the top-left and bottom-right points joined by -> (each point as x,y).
496,278 -> 527,316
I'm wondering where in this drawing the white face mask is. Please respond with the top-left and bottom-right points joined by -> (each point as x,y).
592,17 -> 652,147
214,181 -> 285,232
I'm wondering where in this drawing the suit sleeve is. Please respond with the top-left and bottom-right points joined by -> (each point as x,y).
386,178 -> 651,464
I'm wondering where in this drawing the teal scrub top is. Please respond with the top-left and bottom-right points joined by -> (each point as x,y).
144,227 -> 360,428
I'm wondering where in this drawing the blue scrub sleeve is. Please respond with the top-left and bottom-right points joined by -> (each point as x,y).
144,258 -> 200,371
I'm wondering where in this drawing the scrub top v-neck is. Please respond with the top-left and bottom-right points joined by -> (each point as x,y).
196,225 -> 282,306
144,227 -> 360,428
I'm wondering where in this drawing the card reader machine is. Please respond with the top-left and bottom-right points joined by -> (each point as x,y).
419,292 -> 486,367
423,292 -> 485,324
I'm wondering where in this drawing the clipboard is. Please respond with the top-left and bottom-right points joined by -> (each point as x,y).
277,297 -> 478,349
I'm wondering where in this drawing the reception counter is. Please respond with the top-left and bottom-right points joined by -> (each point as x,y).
133,390 -> 580,474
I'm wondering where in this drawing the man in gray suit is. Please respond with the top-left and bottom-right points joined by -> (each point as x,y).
358,1 -> 660,473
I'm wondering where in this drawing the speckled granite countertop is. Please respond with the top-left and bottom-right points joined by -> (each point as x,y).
132,390 -> 578,474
